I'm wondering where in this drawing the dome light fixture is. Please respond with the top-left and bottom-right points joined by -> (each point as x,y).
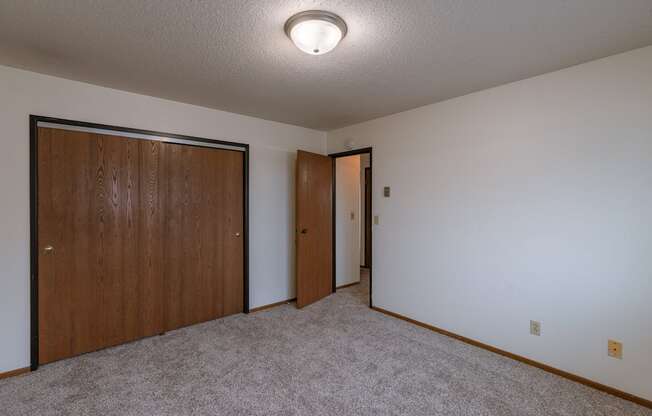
284,10 -> 347,56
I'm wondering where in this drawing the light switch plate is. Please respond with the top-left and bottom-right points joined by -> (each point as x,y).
374,215 -> 379,225
383,186 -> 390,197
530,320 -> 541,336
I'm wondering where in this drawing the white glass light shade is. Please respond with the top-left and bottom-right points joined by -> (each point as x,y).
285,11 -> 347,56
290,19 -> 342,55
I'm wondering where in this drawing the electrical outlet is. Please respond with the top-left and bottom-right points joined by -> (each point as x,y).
608,340 -> 623,359
530,320 -> 541,336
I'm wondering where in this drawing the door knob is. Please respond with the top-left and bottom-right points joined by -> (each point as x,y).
43,245 -> 54,254
235,232 -> 241,237
301,228 -> 308,234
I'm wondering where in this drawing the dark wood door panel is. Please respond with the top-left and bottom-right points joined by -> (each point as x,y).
38,128 -> 166,363
38,127 -> 93,363
222,150 -> 244,316
38,127 -> 243,364
138,140 -> 166,338
163,145 -> 244,331
296,150 -> 333,308
95,133 -> 140,349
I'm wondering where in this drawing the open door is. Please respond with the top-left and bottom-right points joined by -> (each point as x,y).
296,150 -> 333,308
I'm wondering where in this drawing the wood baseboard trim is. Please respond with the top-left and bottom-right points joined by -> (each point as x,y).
371,306 -> 652,410
0,367 -> 30,380
336,281 -> 360,290
249,298 -> 296,313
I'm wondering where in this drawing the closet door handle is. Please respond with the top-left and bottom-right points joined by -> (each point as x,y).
43,245 -> 54,254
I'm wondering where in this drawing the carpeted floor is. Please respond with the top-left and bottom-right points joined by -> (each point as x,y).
1,270 -> 649,415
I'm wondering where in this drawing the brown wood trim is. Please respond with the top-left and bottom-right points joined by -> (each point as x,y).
0,367 -> 30,380
372,306 -> 652,410
249,298 -> 296,313
336,281 -> 360,290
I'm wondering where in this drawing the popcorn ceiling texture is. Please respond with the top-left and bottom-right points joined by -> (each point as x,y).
0,272 -> 649,415
1,0 -> 652,130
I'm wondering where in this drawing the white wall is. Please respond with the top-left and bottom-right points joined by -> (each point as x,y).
328,46 -> 652,401
0,65 -> 326,373
335,155 -> 361,287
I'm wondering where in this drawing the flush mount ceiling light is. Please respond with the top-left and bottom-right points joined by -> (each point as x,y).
284,10 -> 347,55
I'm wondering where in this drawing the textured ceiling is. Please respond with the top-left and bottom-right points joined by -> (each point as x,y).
1,1 -> 652,130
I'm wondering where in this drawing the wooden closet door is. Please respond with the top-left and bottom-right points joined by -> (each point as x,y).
163,144 -> 244,331
38,128 -> 165,364
38,126 -> 244,364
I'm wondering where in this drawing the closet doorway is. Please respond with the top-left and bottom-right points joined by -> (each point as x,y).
30,116 -> 249,368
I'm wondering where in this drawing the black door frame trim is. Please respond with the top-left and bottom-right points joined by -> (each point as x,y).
29,115 -> 250,371
363,167 -> 371,268
328,147 -> 373,308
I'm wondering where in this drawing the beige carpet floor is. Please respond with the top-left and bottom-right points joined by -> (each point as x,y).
0,270 -> 649,415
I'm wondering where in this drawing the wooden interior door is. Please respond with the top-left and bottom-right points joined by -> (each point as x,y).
38,128 -> 165,364
38,127 -> 244,364
164,145 -> 244,331
295,150 -> 333,308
